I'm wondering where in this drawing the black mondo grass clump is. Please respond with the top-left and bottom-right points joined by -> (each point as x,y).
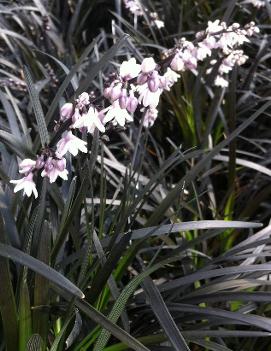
1,1 -> 271,351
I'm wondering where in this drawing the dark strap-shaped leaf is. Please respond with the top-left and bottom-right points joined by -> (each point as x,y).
0,243 -> 84,299
23,66 -> 49,147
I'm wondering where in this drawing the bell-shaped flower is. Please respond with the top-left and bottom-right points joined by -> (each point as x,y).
73,106 -> 105,133
160,68 -> 180,91
19,158 -> 36,174
10,172 -> 38,198
143,107 -> 158,128
56,131 -> 87,158
41,157 -> 68,183
103,101 -> 133,127
137,83 -> 162,108
119,58 -> 141,81
214,75 -> 229,88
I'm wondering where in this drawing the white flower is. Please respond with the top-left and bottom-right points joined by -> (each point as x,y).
19,158 -> 36,174
76,92 -> 90,109
73,106 -> 105,133
119,58 -> 141,80
206,20 -> 225,34
161,68 -> 180,90
103,101 -> 133,127
56,131 -> 87,158
141,57 -> 156,74
41,157 -> 68,183
137,83 -> 162,108
10,172 -> 38,198
153,19 -> 164,29
214,75 -> 229,88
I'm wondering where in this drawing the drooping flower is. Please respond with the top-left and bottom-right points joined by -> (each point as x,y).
56,131 -> 88,158
10,172 -> 38,198
160,68 -> 180,91
73,106 -> 105,133
143,107 -> 159,127
19,158 -> 36,174
103,101 -> 133,127
214,75 -> 229,88
137,82 -> 162,108
41,157 -> 68,183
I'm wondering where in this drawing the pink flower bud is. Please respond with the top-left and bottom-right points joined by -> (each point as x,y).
148,72 -> 160,92
35,156 -> 45,170
60,103 -> 73,121
119,89 -> 128,109
104,87 -> 112,99
137,73 -> 148,85
127,96 -> 138,113
110,84 -> 122,101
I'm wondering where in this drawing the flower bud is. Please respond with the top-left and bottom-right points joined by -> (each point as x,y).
103,87 -> 112,99
137,73 -> 148,85
60,103 -> 73,121
110,84 -> 122,101
127,96 -> 138,113
148,76 -> 160,92
119,89 -> 128,109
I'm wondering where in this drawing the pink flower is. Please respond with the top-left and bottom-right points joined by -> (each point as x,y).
10,172 -> 38,198
41,157 -> 68,183
170,54 -> 185,72
137,83 -> 162,108
56,131 -> 87,158
143,107 -> 158,128
19,158 -> 36,174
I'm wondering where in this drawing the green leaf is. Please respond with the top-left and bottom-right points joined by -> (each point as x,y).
0,214 -> 18,351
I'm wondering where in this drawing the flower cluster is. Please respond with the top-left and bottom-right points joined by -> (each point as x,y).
169,20 -> 259,87
10,20 -> 259,198
123,0 -> 165,29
